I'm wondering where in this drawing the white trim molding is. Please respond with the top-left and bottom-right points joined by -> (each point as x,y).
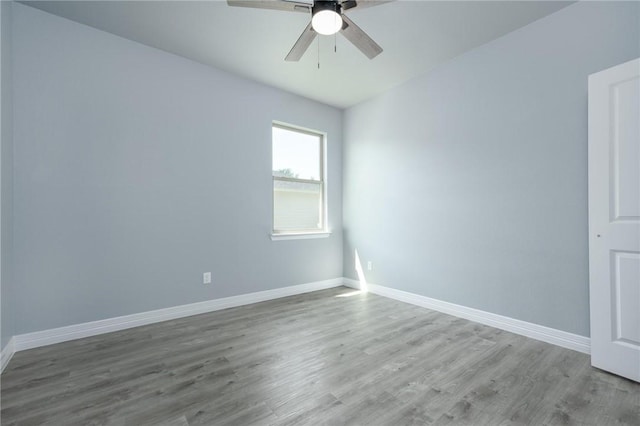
2,277 -> 591,374
1,337 -> 16,373
270,232 -> 331,241
11,278 -> 344,354
343,278 -> 591,354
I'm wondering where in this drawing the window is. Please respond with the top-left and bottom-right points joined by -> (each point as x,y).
272,123 -> 327,236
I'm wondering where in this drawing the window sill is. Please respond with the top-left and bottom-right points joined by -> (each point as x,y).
270,232 -> 331,241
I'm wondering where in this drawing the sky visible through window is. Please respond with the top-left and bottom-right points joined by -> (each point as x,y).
272,126 -> 320,181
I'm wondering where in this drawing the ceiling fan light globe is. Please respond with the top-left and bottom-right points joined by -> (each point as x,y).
312,10 -> 343,35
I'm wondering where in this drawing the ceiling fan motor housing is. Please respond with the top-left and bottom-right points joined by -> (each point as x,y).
312,1 -> 342,16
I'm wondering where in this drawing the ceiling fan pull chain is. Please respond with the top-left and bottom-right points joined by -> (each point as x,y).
317,36 -> 320,69
334,3 -> 338,53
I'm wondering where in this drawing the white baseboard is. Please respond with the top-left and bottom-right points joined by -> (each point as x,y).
343,278 -> 591,354
2,277 -> 590,374
342,278 -> 362,290
1,337 -> 16,373
11,278 -> 344,354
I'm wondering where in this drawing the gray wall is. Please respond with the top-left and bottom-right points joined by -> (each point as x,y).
343,1 -> 640,337
7,1 -> 639,341
12,3 -> 343,335
1,0 -> 14,349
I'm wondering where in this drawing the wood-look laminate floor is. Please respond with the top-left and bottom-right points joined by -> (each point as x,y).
1,287 -> 639,425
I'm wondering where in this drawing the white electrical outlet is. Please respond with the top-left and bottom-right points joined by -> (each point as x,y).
203,272 -> 212,284
367,261 -> 373,271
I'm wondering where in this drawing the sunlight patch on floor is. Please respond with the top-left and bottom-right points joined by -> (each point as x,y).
335,290 -> 365,298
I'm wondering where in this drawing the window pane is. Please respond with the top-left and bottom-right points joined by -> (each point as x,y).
273,180 -> 322,231
272,126 -> 321,181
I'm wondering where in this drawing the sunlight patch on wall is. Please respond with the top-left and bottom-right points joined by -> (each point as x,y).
355,249 -> 368,292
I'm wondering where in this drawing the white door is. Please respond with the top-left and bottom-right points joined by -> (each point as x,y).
588,58 -> 640,383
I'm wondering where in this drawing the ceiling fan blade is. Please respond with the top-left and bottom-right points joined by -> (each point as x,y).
341,0 -> 393,12
227,0 -> 312,13
340,15 -> 382,59
285,23 -> 317,61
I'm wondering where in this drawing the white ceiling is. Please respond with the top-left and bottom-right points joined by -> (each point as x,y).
22,0 -> 573,108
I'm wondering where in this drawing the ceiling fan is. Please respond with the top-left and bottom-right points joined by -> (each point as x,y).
227,0 -> 389,61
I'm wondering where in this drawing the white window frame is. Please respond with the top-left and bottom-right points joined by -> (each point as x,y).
271,121 -> 330,240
